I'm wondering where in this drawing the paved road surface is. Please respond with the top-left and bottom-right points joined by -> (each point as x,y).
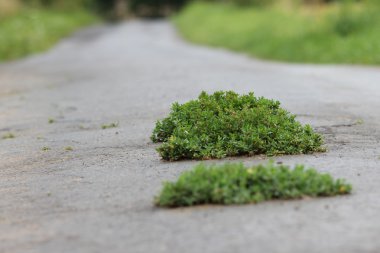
1,21 -> 380,253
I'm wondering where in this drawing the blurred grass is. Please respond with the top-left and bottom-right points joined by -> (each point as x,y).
174,2 -> 380,64
0,8 -> 97,61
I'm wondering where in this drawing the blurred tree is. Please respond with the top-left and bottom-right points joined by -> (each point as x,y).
91,0 -> 128,19
115,0 -> 128,19
129,0 -> 188,16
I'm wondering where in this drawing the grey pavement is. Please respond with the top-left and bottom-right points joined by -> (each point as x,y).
0,20 -> 380,253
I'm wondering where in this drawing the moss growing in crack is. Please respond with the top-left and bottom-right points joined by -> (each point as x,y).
152,91 -> 324,161
155,162 -> 352,208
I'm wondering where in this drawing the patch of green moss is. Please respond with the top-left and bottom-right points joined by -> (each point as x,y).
155,162 -> 352,208
101,122 -> 119,129
64,146 -> 73,151
2,132 -> 15,139
152,91 -> 324,161
41,146 -> 50,151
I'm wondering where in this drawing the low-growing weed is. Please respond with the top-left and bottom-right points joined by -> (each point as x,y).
355,119 -> 364,125
155,162 -> 352,207
64,146 -> 73,151
101,122 -> 119,129
41,146 -> 50,151
2,132 -> 15,139
152,91 -> 324,161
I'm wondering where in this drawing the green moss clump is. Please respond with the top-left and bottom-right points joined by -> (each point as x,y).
101,122 -> 119,129
155,163 -> 352,207
2,132 -> 15,139
152,91 -> 324,161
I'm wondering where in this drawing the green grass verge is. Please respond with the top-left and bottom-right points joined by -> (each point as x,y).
0,9 -> 97,61
155,162 -> 352,207
174,2 -> 380,64
152,91 -> 324,161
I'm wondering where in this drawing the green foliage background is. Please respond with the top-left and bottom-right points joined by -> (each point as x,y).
17,0 -> 360,16
1,0 -> 379,61
0,0 -> 97,61
174,1 -> 380,64
3,0 -> 380,17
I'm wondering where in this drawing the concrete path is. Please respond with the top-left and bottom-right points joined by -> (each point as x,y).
1,20 -> 380,253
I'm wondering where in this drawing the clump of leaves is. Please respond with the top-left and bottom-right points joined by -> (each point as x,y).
152,91 -> 324,161
101,122 -> 119,129
155,162 -> 352,207
2,132 -> 15,139
48,118 -> 55,124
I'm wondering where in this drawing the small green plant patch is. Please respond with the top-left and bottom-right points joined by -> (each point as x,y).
152,91 -> 324,161
41,146 -> 50,151
64,146 -> 73,151
155,163 -> 352,207
101,122 -> 119,129
2,132 -> 15,139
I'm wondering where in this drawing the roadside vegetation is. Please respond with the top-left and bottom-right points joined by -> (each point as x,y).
174,1 -> 380,64
0,0 -> 186,61
155,162 -> 352,207
0,0 -> 98,61
4,0 -> 379,64
152,91 -> 324,161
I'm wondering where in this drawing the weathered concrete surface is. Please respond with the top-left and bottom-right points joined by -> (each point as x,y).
0,20 -> 379,253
